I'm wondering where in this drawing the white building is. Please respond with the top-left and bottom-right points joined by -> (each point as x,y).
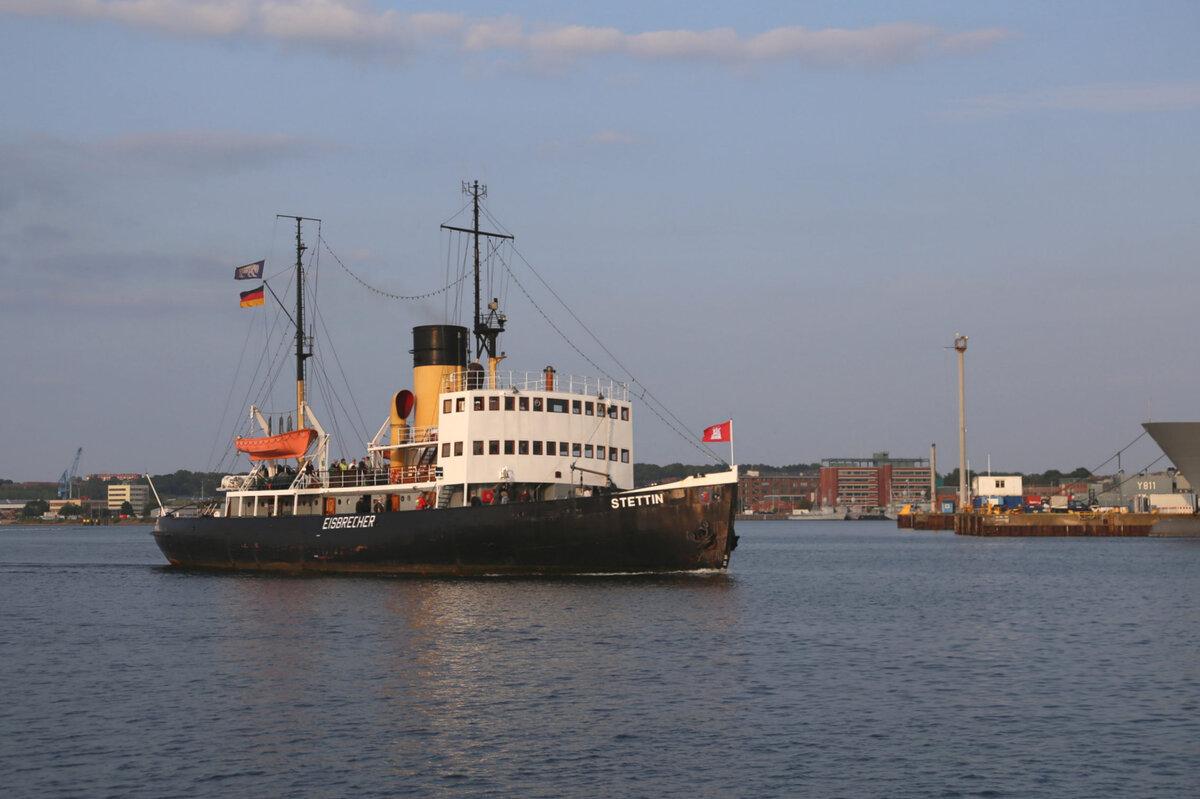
107,483 -> 149,514
972,475 -> 1023,497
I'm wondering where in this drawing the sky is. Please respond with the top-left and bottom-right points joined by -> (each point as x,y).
2,1 -> 1199,483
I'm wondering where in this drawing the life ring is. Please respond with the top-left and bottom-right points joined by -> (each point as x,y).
481,489 -> 495,504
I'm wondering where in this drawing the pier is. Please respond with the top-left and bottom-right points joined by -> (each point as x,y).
900,511 -> 1194,536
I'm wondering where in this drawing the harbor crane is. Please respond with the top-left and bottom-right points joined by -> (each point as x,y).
58,447 -> 82,500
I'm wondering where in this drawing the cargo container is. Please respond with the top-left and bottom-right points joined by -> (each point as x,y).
1147,493 -> 1196,513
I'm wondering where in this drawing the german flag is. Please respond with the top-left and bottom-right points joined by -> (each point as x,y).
239,285 -> 265,308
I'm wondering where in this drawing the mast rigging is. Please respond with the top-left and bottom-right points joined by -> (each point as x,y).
440,181 -> 513,362
277,214 -> 320,429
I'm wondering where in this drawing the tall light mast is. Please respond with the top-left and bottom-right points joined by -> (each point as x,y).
955,334 -> 969,510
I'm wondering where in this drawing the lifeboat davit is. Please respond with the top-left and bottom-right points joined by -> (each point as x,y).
235,428 -> 317,461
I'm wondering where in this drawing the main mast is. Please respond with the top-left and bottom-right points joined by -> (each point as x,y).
440,181 -> 513,362
278,214 -> 319,429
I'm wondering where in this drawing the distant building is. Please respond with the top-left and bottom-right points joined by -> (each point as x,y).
47,498 -> 102,517
739,471 -> 820,514
973,475 -> 1024,498
1095,468 -> 1194,511
107,483 -> 149,514
818,452 -> 932,510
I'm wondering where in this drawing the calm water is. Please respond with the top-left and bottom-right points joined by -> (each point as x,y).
1,522 -> 1197,798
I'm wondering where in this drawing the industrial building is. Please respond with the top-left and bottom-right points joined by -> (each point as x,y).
739,471 -> 821,514
107,483 -> 150,515
818,453 -> 933,512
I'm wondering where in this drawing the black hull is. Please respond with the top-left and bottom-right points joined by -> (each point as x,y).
152,485 -> 737,575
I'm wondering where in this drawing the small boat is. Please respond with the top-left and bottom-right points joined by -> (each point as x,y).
152,183 -> 738,575
789,506 -> 847,521
234,429 -> 317,461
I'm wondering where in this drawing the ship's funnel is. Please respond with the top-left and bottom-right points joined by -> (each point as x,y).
412,325 -> 468,441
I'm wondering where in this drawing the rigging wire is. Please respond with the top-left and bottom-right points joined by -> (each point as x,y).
1108,454 -> 1167,495
498,251 -> 723,465
320,236 -> 470,301
299,204 -> 723,466
1087,430 -> 1148,477
309,300 -> 372,454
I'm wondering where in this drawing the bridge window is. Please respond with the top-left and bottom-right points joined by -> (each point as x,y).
572,400 -> 581,414
548,398 -> 568,413
519,396 -> 529,411
532,397 -> 543,412
504,396 -> 515,411
489,396 -> 500,411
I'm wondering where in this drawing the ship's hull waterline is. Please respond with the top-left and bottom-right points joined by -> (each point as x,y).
152,484 -> 738,575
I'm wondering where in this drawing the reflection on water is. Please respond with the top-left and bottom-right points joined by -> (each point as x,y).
203,571 -> 741,791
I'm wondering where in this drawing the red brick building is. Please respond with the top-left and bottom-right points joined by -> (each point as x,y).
739,471 -> 821,514
818,453 -> 932,511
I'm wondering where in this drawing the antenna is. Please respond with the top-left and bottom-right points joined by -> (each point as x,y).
440,182 -> 513,362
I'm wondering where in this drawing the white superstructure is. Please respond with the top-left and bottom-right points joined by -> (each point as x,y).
434,370 -> 634,491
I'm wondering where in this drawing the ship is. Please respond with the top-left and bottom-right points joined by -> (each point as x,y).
151,183 -> 739,574
1143,422 -> 1200,491
1140,422 -> 1200,537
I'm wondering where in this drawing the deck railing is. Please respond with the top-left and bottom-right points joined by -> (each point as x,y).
441,369 -> 630,401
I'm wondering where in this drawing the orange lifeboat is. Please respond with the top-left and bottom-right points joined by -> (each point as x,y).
235,428 -> 317,461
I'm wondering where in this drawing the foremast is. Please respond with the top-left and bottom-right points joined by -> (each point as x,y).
279,214 -> 319,430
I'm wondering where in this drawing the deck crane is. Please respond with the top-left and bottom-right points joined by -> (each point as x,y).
58,447 -> 82,500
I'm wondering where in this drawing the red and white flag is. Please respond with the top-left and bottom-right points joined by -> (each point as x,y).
702,420 -> 732,442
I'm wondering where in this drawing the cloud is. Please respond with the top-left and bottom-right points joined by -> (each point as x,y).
948,82 -> 1200,119
0,130 -> 327,192
1,1 -> 1014,71
0,249 -> 226,314
97,130 -> 330,173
